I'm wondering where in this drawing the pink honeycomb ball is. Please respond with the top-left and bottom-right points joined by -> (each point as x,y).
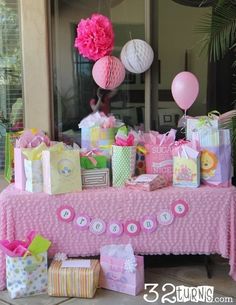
92,55 -> 126,90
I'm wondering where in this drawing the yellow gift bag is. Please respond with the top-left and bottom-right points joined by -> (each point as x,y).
42,148 -> 82,195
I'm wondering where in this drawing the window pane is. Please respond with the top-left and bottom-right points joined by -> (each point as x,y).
51,0 -> 146,145
0,0 -> 23,170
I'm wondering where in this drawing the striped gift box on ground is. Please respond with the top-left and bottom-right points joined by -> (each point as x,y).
48,259 -> 100,298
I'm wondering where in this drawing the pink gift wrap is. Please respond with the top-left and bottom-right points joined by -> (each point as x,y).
1,184 -> 236,290
14,148 -> 26,191
100,255 -> 144,296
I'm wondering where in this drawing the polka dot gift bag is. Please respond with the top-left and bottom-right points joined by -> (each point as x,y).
0,232 -> 51,299
112,127 -> 137,187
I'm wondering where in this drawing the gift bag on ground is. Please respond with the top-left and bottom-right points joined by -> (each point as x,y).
192,128 -> 232,187
6,252 -> 48,298
144,129 -> 176,185
100,244 -> 144,296
112,145 -> 136,187
172,141 -> 200,188
48,259 -> 100,298
42,149 -> 82,194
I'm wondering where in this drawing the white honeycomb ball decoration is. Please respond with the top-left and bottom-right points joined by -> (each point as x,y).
120,39 -> 154,74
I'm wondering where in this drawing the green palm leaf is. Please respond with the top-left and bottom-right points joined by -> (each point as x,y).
196,3 -> 236,61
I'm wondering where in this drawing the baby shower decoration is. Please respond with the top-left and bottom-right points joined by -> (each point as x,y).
74,13 -> 154,92
120,39 -> 154,73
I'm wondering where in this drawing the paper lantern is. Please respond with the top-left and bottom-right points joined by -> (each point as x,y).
92,55 -> 126,90
120,39 -> 154,73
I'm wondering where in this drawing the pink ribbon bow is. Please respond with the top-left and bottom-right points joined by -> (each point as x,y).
80,148 -> 103,166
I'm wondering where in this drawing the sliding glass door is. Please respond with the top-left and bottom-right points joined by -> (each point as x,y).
50,0 -> 151,144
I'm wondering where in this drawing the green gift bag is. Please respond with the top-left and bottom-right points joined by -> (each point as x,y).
112,145 -> 136,187
80,155 -> 107,169
4,131 -> 21,183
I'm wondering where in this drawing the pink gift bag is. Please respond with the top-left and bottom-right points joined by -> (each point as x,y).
144,129 -> 176,185
100,256 -> 144,296
14,148 -> 26,190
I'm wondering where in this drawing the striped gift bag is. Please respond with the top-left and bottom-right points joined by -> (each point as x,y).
48,259 -> 100,298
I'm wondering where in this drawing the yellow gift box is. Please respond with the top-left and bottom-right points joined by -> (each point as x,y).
48,259 -> 100,298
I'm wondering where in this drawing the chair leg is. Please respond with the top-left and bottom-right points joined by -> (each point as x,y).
204,255 -> 212,279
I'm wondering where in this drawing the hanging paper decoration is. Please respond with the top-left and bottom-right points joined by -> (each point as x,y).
89,218 -> 106,235
124,220 -> 141,237
57,206 -> 75,223
120,39 -> 154,74
171,199 -> 189,217
92,55 -> 126,90
74,14 -> 114,61
107,221 -> 123,237
157,210 -> 174,226
140,216 -> 158,233
74,214 -> 91,230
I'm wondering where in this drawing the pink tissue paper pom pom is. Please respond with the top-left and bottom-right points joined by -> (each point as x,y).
74,13 -> 114,61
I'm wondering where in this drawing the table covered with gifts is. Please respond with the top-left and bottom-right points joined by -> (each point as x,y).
0,183 -> 236,290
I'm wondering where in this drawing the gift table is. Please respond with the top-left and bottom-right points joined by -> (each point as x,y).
0,184 -> 236,290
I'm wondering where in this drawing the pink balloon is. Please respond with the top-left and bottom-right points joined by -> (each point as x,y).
171,72 -> 199,111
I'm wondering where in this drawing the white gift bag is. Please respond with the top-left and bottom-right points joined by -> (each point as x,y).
24,159 -> 43,193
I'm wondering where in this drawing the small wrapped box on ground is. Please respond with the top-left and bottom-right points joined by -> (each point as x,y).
48,259 -> 100,298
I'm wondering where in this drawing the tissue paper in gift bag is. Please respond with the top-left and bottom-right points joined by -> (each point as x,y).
48,259 -> 100,298
6,252 -> 48,299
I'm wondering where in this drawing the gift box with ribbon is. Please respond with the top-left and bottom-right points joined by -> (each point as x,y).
80,148 -> 108,169
0,231 -> 51,299
48,257 -> 100,298
100,244 -> 144,296
172,140 -> 201,188
82,168 -> 110,188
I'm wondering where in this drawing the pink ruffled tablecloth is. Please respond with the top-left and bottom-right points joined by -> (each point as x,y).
0,184 -> 236,290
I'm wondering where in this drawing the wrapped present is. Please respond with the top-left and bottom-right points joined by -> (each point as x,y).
82,169 -> 110,188
192,128 -> 232,187
100,244 -> 144,296
80,149 -> 107,169
48,259 -> 100,298
4,131 -> 22,183
144,129 -> 176,185
172,140 -> 201,188
112,127 -> 137,187
79,112 -> 120,149
125,174 -> 168,191
135,145 -> 147,175
42,146 -> 82,195
186,114 -> 219,141
14,130 -> 50,191
0,232 -> 51,299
